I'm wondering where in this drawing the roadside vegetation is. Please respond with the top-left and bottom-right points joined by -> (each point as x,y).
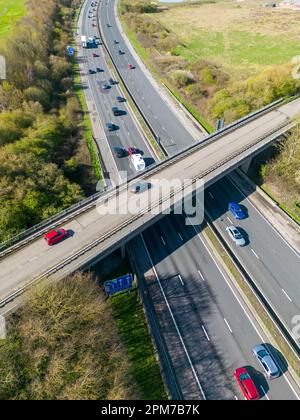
249,125 -> 300,223
0,271 -> 166,400
119,0 -> 300,220
0,0 -> 98,243
0,272 -> 139,400
119,0 -> 300,125
0,0 -> 25,39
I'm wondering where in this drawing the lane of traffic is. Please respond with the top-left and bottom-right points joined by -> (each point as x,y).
141,213 -> 298,400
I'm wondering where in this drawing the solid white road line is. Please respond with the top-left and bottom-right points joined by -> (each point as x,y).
178,274 -> 185,287
190,214 -> 300,400
202,325 -> 210,342
227,176 -> 300,259
282,289 -> 293,303
198,269 -> 205,282
224,318 -> 233,334
140,234 -> 207,400
261,386 -> 270,401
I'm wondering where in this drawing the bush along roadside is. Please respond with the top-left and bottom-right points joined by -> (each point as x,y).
0,0 -> 99,243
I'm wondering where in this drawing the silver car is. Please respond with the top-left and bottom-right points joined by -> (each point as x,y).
253,344 -> 280,380
130,181 -> 151,194
226,225 -> 246,247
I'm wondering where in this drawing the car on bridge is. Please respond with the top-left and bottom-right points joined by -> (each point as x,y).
101,83 -> 110,90
116,96 -> 126,103
44,229 -> 68,246
234,367 -> 260,400
130,181 -> 151,194
118,49 -> 124,55
96,67 -> 104,73
226,225 -> 246,247
128,64 -> 135,70
229,202 -> 246,220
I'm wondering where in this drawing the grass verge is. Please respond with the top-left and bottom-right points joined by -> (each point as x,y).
204,224 -> 300,378
259,183 -> 300,226
120,15 -> 213,134
107,264 -> 167,400
0,0 -> 25,38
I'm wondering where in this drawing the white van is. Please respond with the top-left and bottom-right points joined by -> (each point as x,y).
130,154 -> 145,172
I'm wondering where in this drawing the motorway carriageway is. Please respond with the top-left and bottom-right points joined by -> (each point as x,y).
80,0 -> 296,399
129,214 -> 299,400
99,0 -> 300,359
80,2 -> 156,181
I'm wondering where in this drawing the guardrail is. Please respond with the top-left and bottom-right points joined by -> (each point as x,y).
0,105 -> 294,259
0,0 -> 294,259
206,215 -> 300,357
0,118 -> 293,308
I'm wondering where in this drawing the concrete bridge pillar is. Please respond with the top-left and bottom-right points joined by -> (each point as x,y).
240,157 -> 252,174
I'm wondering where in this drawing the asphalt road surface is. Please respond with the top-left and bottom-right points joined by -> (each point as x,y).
205,177 -> 300,343
99,0 -> 198,154
80,0 -> 156,181
129,214 -> 299,400
98,0 -> 300,356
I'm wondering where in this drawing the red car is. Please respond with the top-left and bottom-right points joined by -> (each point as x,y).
128,63 -> 134,70
44,229 -> 68,246
234,368 -> 260,400
93,53 -> 98,57
127,147 -> 140,156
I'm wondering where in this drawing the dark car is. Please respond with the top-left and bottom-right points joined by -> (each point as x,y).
112,106 -> 123,116
101,83 -> 110,90
89,69 -> 95,74
130,181 -> 151,194
118,49 -> 124,55
109,77 -> 117,85
106,122 -> 118,132
114,40 -> 119,45
116,96 -> 126,103
96,67 -> 104,73
113,147 -> 128,158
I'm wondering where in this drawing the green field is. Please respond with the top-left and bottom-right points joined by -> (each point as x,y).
157,0 -> 300,79
0,0 -> 25,38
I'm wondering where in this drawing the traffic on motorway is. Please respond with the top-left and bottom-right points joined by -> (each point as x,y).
40,0 -> 299,400
1,0 -> 299,402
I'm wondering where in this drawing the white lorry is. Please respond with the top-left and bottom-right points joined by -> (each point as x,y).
130,154 -> 145,172
81,35 -> 87,48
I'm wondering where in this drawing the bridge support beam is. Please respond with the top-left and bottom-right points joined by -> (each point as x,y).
240,158 -> 252,174
120,244 -> 126,260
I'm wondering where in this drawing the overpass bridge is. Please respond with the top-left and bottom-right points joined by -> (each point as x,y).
0,98 -> 299,307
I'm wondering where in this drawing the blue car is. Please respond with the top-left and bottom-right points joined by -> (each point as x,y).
228,202 -> 246,220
